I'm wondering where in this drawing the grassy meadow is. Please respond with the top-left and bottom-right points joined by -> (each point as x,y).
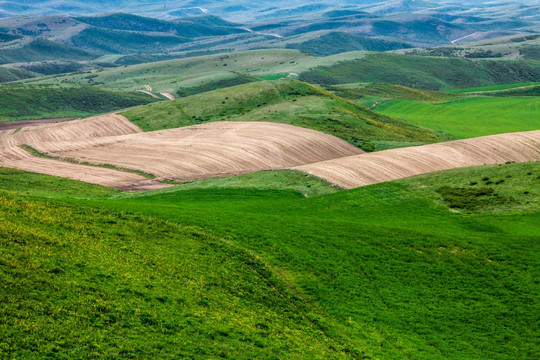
0,84 -> 158,122
375,96 -> 540,138
21,49 -> 366,95
299,53 -> 540,90
0,161 -> 539,359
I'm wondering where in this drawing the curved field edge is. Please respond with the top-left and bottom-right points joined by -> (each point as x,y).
0,161 -> 538,359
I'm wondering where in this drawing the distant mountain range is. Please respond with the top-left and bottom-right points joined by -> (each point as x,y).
0,1 -> 538,82
0,1 -> 539,23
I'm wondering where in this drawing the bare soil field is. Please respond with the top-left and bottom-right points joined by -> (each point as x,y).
0,146 -> 165,191
293,130 -> 540,189
35,121 -> 364,182
0,114 -> 166,190
0,117 -> 79,131
0,115 -> 362,188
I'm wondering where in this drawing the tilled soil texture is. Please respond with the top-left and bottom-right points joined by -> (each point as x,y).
33,121 -> 364,182
0,115 -> 362,188
293,130 -> 540,189
0,114 -> 167,190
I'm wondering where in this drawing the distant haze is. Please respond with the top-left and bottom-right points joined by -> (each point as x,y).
1,1 -> 539,21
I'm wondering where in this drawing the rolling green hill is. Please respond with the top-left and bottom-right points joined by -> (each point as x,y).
21,49 -> 366,94
286,31 -> 413,56
0,37 -> 96,65
0,84 -> 158,122
323,83 -> 457,108
75,13 -> 245,37
1,160 -> 538,359
375,96 -> 540,139
122,80 -> 450,151
299,53 -> 540,90
399,34 -> 540,60
71,27 -> 190,54
0,65 -> 35,83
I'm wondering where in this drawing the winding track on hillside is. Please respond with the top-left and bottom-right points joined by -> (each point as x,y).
293,130 -> 540,189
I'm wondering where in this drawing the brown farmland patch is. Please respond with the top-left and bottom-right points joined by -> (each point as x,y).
36,121 -> 364,182
0,115 -> 362,188
0,113 -> 167,190
293,130 -> 540,189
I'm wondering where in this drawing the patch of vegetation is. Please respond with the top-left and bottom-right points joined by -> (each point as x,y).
70,27 -> 190,54
0,84 -> 158,122
74,13 -> 243,38
0,66 -> 36,83
325,83 -> 455,106
435,186 -> 509,210
128,170 -> 341,198
0,32 -> 22,42
0,167 -> 118,199
123,80 -> 451,151
0,38 -> 95,65
299,53 -> 540,90
16,61 -> 91,76
448,82 -> 540,93
176,72 -> 260,97
406,162 -> 540,213
375,96 -> 540,138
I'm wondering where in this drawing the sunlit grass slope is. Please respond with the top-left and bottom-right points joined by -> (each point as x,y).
0,161 -> 538,359
375,96 -> 540,138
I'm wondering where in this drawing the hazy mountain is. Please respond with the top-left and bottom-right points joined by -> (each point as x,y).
0,1 -> 538,22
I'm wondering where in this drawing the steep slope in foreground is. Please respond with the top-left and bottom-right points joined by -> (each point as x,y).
1,161 -> 538,359
294,130 -> 540,188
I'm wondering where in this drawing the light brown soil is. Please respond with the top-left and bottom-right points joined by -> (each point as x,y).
0,114 -> 168,190
36,121 -> 363,182
0,114 -> 362,188
160,92 -> 176,100
293,130 -> 540,189
0,147 -> 165,191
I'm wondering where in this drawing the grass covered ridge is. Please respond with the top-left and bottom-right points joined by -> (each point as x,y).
0,84 -> 158,122
123,80 -> 451,151
299,53 -> 540,91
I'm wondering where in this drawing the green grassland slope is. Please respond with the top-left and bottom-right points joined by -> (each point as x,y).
399,34 -> 540,60
299,53 -> 540,90
122,81 -> 450,151
26,49 -> 540,96
22,49 -> 365,93
286,31 -> 413,56
0,160 -> 538,359
375,95 -> 540,139
0,84 -> 158,122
